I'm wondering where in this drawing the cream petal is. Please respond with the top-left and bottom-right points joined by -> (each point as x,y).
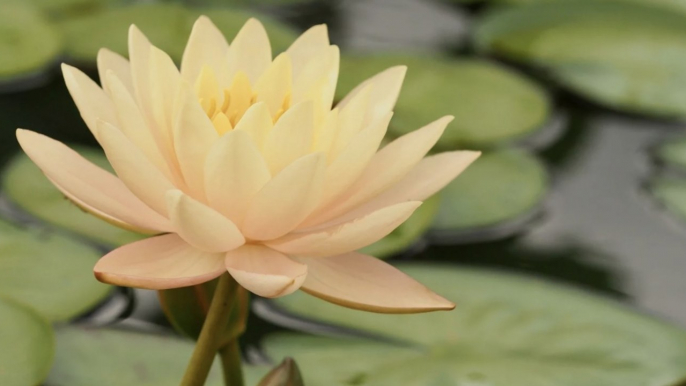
338,66 -> 406,127
242,153 -> 326,240
173,82 -> 218,199
312,108 -> 338,154
181,16 -> 231,89
287,24 -> 329,79
16,130 -> 171,233
233,102 -> 273,149
227,18 -> 272,85
255,53 -> 292,118
149,46 -> 181,141
62,64 -> 117,140
297,252 -> 454,313
267,201 -> 421,257
128,25 -> 154,123
97,48 -> 133,95
327,85 -> 372,161
225,245 -> 306,298
97,121 -> 176,216
166,190 -> 245,253
205,130 -> 271,225
262,101 -> 314,175
94,234 -> 225,290
291,45 -> 339,127
304,116 -> 453,227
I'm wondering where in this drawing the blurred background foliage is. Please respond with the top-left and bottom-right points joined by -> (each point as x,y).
2,0 -> 686,385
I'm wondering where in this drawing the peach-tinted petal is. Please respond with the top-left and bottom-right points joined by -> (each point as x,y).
149,46 -> 181,143
328,85 -> 372,160
242,153 -> 326,240
312,108 -> 338,154
338,66 -> 406,127
304,116 -> 452,227
172,82 -> 218,199
128,25 -> 153,123
16,130 -> 171,233
62,64 -> 117,140
205,130 -> 271,225
94,234 -> 225,290
97,121 -> 175,216
262,101 -> 314,175
233,102 -> 273,149
97,48 -> 132,95
166,190 -> 245,253
255,53 -> 292,118
227,18 -> 272,85
292,45 -> 339,127
225,245 -> 306,298
267,201 -> 420,257
181,16 -> 231,89
287,24 -> 329,79
297,252 -> 454,313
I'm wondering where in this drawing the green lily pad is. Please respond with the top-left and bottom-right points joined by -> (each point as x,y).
336,55 -> 551,149
655,136 -> 686,171
650,177 -> 686,222
359,194 -> 440,258
0,296 -> 54,386
2,147 -> 145,247
46,326 -> 267,386
0,219 -> 111,321
475,1 -> 686,118
58,4 -> 297,63
0,0 -> 114,17
430,149 -> 548,234
0,3 -> 62,82
265,265 -> 686,385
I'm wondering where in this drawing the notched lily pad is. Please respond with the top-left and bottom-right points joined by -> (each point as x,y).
0,296 -> 54,386
475,1 -> 686,118
46,326 -> 267,386
0,219 -> 111,321
429,149 -> 548,242
265,265 -> 686,386
336,55 -> 551,149
2,147 -> 145,247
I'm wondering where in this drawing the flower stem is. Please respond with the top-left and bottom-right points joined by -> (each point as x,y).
180,273 -> 240,386
219,340 -> 244,386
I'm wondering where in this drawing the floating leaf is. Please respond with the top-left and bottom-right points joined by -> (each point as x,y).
430,149 -> 547,234
0,220 -> 111,321
337,55 -> 551,149
0,3 -> 61,84
359,194 -> 440,258
46,326 -> 267,386
265,265 -> 686,385
58,4 -> 297,63
2,148 -> 145,247
656,136 -> 686,171
475,1 -> 686,118
0,296 -> 54,386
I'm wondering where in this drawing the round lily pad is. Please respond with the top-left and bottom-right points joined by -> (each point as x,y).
265,265 -> 686,385
0,219 -> 111,321
475,1 -> 686,118
0,3 -> 62,87
655,136 -> 686,171
0,296 -> 54,386
2,147 -> 145,247
58,4 -> 297,63
46,326 -> 267,386
359,194 -> 440,258
430,149 -> 548,238
337,55 -> 551,149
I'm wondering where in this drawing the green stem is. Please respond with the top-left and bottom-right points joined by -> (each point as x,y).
180,273 -> 239,386
218,340 -> 244,386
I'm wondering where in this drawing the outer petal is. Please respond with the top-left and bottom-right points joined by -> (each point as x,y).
181,16 -> 231,89
205,130 -> 271,225
16,130 -> 171,233
338,66 -> 406,127
94,234 -> 225,290
97,121 -> 175,216
128,25 -> 154,124
297,252 -> 454,313
62,64 -> 117,140
303,116 -> 452,227
327,85 -> 372,160
254,53 -> 292,118
97,48 -> 133,95
166,190 -> 245,253
266,201 -> 421,257
291,45 -> 339,127
225,245 -> 306,298
233,102 -> 273,149
227,18 -> 272,84
242,153 -> 326,240
286,24 -> 329,79
262,101 -> 314,175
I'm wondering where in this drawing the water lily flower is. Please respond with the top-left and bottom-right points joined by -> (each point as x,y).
17,17 -> 479,313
